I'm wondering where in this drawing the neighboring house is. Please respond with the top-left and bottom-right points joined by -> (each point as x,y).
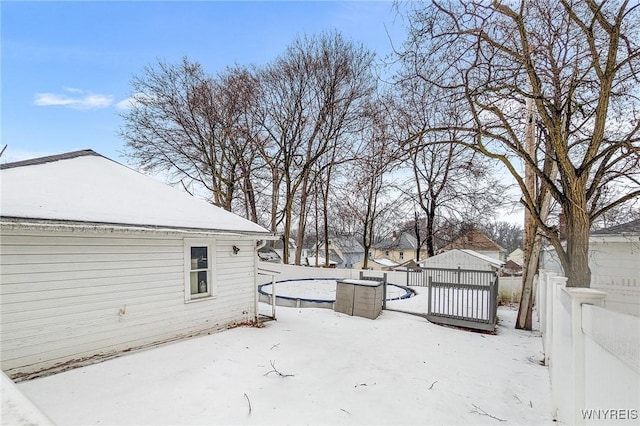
363,257 -> 399,271
304,255 -> 338,268
438,230 -> 506,261
272,237 -> 297,265
314,235 -> 365,269
502,260 -> 523,276
258,246 -> 282,263
541,218 -> 640,316
418,249 -> 505,272
507,248 -> 524,266
370,231 -> 427,265
0,150 -> 273,379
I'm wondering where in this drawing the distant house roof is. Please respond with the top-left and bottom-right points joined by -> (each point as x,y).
370,258 -> 399,267
459,249 -> 505,268
591,218 -> 640,236
0,150 -> 270,234
258,247 -> 282,263
327,236 -> 364,254
273,238 -> 296,250
503,259 -> 523,274
507,248 -> 524,266
305,256 -> 338,266
439,230 -> 505,253
373,232 -> 419,250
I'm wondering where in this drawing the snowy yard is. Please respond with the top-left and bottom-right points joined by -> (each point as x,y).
14,304 -> 552,425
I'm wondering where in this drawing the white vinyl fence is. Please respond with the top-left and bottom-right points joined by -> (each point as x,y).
499,275 -> 522,304
536,270 -> 640,424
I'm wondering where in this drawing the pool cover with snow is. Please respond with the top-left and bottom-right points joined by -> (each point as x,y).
258,278 -> 414,308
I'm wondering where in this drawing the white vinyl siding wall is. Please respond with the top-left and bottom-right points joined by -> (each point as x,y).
0,228 -> 257,378
420,250 -> 496,271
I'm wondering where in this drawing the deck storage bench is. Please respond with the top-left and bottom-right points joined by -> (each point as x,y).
334,279 -> 383,319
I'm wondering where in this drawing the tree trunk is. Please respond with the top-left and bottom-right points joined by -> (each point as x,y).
564,204 -> 592,287
294,177 -> 310,266
243,171 -> 258,223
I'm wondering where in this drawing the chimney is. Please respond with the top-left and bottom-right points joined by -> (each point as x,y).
392,231 -> 397,241
559,212 -> 566,241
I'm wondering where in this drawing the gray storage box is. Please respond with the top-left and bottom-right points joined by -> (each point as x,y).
334,279 -> 383,320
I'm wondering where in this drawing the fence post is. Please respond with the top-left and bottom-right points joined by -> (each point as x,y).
544,271 -> 557,366
550,275 -> 567,420
564,288 -> 607,426
491,274 -> 499,325
427,276 -> 432,315
382,272 -> 388,310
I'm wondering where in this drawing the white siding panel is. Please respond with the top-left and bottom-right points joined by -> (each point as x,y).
0,229 -> 258,378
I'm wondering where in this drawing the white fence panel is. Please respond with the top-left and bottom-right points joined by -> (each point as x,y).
537,272 -> 640,424
499,275 -> 522,303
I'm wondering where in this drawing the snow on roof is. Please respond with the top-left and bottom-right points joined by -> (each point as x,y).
0,150 -> 270,234
591,218 -> 640,236
370,258 -> 399,267
327,235 -> 364,253
372,232 -> 418,250
460,249 -> 505,267
416,249 -> 505,268
305,256 -> 337,266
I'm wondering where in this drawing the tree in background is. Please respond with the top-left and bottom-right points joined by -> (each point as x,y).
399,0 -> 640,293
120,59 -> 260,213
255,31 -> 376,264
391,60 -> 509,257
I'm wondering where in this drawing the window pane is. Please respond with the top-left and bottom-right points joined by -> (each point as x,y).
190,270 -> 208,295
191,246 -> 208,270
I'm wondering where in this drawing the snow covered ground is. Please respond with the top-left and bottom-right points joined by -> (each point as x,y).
14,304 -> 552,425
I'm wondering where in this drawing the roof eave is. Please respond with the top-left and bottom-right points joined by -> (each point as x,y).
0,217 -> 277,239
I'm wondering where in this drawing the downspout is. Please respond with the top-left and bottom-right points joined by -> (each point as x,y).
255,239 -> 268,324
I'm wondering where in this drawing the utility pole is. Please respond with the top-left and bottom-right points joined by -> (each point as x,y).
516,95 -> 559,330
516,97 -> 537,330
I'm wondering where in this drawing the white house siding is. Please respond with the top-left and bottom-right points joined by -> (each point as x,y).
420,250 -> 496,271
540,238 -> 639,316
0,227 -> 258,379
589,239 -> 640,316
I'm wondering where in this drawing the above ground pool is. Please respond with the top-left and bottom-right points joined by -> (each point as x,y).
258,278 -> 415,308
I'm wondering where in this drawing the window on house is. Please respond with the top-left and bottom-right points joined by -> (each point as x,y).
185,241 -> 213,301
385,250 -> 390,256
399,251 -> 404,260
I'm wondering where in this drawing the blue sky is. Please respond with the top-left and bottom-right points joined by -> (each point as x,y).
1,1 -> 406,164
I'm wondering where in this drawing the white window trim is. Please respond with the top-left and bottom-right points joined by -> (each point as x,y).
184,239 -> 216,303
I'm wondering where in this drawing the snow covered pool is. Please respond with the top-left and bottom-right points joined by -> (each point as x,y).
258,278 -> 414,308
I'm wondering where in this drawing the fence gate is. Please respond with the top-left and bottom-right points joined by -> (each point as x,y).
395,267 -> 499,332
425,268 -> 498,332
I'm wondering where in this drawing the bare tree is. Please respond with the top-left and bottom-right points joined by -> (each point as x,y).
256,31 -> 376,264
391,74 -> 509,257
399,0 -> 640,289
331,97 -> 405,268
120,59 -> 261,216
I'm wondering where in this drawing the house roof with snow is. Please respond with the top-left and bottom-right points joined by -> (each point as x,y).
305,256 -> 338,267
417,248 -> 505,269
370,258 -> 399,268
591,218 -> 640,236
372,232 -> 419,250
326,235 -> 364,254
0,150 -> 270,235
459,249 -> 505,267
438,230 -> 505,253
